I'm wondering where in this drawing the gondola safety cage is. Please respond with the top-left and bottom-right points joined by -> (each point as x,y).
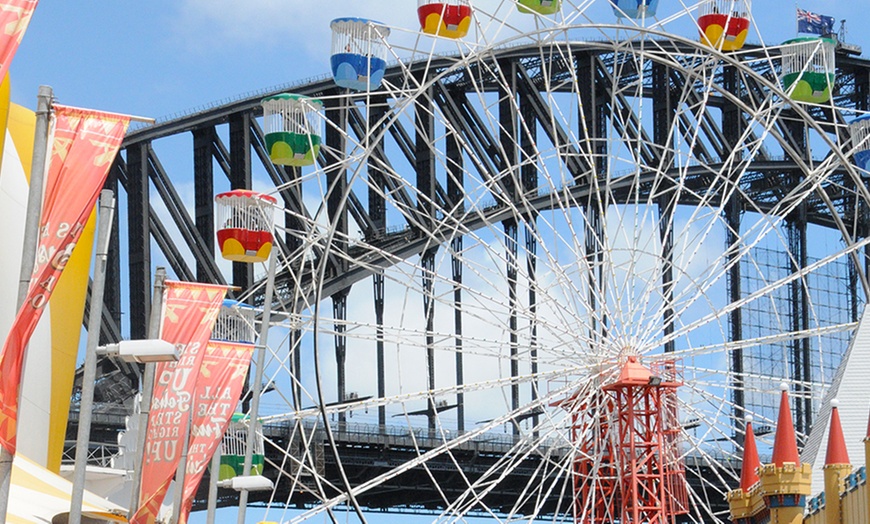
261,93 -> 323,167
780,37 -> 836,104
698,0 -> 750,52
517,0 -> 560,15
215,190 -> 277,263
330,17 -> 391,91
610,0 -> 659,19
418,0 -> 473,39
218,413 -> 265,481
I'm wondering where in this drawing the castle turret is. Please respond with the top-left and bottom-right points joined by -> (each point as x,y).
865,406 -> 870,517
728,416 -> 764,523
823,399 -> 851,524
758,384 -> 812,524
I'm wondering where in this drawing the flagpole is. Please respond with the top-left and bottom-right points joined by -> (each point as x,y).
69,190 -> 116,524
0,84 -> 53,524
795,1 -> 799,37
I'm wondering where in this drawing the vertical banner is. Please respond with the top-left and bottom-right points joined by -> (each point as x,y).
178,341 -> 256,524
0,105 -> 129,453
0,0 -> 38,81
131,281 -> 229,524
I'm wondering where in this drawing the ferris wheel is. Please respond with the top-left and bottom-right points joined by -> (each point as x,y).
224,1 -> 870,522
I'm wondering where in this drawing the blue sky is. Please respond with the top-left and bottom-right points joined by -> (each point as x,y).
9,1 -> 868,120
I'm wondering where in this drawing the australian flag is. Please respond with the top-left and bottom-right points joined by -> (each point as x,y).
797,8 -> 836,36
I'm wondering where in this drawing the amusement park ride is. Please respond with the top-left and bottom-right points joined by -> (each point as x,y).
62,0 -> 870,522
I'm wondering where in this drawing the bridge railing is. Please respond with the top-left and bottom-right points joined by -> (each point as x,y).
60,440 -> 124,469
265,418 -> 572,457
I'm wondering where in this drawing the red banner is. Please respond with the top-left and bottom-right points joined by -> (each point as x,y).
131,281 -> 229,524
0,0 -> 38,81
0,105 -> 129,452
178,341 -> 255,524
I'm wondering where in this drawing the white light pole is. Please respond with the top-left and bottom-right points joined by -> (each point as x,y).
235,249 -> 277,524
128,268 -> 167,517
69,190 -> 116,524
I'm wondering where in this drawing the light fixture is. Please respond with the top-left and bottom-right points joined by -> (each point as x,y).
648,376 -> 662,386
217,475 -> 274,492
97,339 -> 180,363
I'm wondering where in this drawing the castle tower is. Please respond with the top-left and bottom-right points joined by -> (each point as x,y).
823,399 -> 851,524
865,406 -> 870,517
757,384 -> 811,523
728,416 -> 764,523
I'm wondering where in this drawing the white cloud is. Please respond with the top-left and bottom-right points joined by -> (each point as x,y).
170,0 -> 565,66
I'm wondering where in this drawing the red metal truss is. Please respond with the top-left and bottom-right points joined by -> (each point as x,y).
559,357 -> 688,524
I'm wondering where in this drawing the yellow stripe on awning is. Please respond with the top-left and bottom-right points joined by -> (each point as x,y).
9,454 -> 128,523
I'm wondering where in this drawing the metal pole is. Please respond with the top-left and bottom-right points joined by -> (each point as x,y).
16,85 -> 53,307
0,84 -> 52,524
170,410 -> 192,524
236,250 -> 277,524
128,267 -> 167,517
205,448 -> 220,524
69,190 -> 115,524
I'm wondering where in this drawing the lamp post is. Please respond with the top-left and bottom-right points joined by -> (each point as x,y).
69,336 -> 178,523
69,215 -> 173,524
235,249 -> 277,524
128,267 -> 166,517
68,190 -> 116,524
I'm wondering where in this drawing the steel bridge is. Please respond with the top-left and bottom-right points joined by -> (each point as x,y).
74,36 -> 870,518
66,410 -> 738,518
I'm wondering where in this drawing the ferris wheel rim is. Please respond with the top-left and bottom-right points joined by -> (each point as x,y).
225,6 -> 870,523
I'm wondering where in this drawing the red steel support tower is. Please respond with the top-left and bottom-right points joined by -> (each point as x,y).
561,356 -> 688,523
563,391 -> 618,523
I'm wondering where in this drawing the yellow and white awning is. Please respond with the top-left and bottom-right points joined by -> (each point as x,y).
9,454 -> 127,524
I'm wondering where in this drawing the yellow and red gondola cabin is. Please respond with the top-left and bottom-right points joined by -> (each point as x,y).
418,0 -> 472,39
215,190 -> 277,263
698,1 -> 749,52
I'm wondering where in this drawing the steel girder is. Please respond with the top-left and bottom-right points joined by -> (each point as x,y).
90,39 -> 870,430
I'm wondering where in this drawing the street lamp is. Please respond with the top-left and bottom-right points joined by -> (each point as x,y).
71,337 -> 178,514
96,339 -> 179,363
216,475 -> 274,492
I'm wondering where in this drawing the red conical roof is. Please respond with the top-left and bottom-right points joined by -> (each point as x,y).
771,384 -> 800,467
825,400 -> 850,466
740,417 -> 761,491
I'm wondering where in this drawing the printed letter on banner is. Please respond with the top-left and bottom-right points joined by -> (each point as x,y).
0,105 -> 129,453
0,1 -> 38,80
131,281 -> 228,524
178,341 -> 256,524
